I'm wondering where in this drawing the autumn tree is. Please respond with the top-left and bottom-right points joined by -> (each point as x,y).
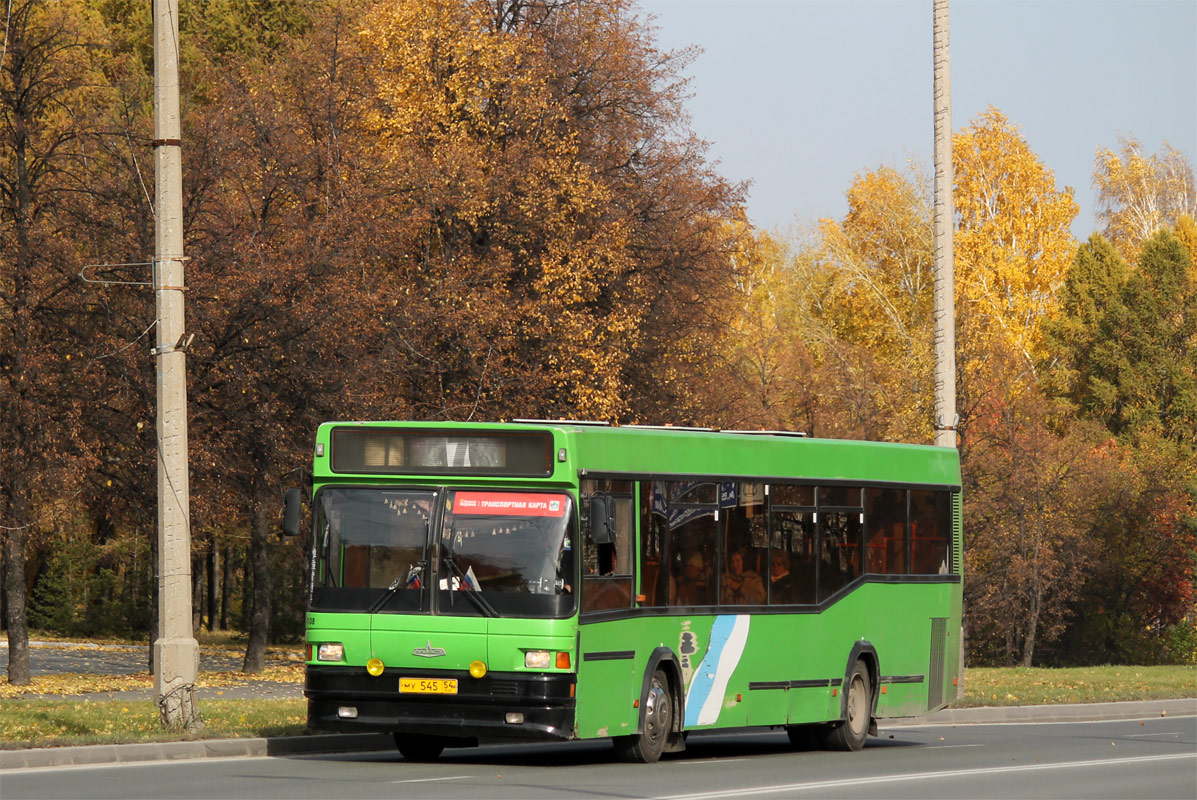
349,0 -> 741,425
1040,229 -> 1195,664
953,107 -> 1077,438
1174,214 -> 1197,262
810,163 -> 936,441
962,354 -> 1110,666
1094,137 -> 1196,263
179,0 -> 374,670
701,220 -> 820,432
1052,438 -> 1196,664
0,0 -> 121,683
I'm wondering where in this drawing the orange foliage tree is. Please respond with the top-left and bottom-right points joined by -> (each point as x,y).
1,0 -> 120,683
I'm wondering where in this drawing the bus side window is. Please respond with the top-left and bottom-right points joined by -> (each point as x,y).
639,481 -> 669,606
910,489 -> 951,574
722,484 -> 766,605
668,482 -> 719,607
865,488 -> 907,575
581,480 -> 634,612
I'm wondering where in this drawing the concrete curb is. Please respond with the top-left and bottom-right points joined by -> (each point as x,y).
885,697 -> 1197,726
3,700 -> 1193,770
0,733 -> 394,770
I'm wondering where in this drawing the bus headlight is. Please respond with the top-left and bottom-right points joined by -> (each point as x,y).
524,650 -> 551,669
316,642 -> 344,662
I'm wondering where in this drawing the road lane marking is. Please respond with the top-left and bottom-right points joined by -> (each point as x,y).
1126,732 -> 1185,738
888,714 -> 1197,729
651,752 -> 1196,799
389,775 -> 472,784
925,743 -> 984,749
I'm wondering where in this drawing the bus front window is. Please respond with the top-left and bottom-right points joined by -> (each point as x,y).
310,488 -> 434,613
438,490 -> 576,618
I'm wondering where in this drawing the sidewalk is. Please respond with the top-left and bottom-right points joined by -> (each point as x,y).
3,698 -> 1193,771
0,639 -> 303,700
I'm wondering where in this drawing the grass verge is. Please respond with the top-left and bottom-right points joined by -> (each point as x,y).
0,699 -> 307,749
959,665 -> 1197,707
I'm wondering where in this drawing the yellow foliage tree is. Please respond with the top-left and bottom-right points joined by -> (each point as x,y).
1171,214 -> 1197,277
813,164 -> 936,441
953,107 -> 1078,382
709,219 -> 820,432
1094,137 -> 1196,263
359,0 -> 645,419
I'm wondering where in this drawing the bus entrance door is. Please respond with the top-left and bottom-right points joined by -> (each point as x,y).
574,621 -> 636,738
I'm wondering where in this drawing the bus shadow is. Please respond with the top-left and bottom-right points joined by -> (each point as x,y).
305,730 -> 925,768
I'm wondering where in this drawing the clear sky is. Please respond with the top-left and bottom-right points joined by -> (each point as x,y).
636,0 -> 1197,238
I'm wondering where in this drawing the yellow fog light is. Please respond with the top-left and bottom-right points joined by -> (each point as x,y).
366,657 -> 385,676
469,660 -> 487,679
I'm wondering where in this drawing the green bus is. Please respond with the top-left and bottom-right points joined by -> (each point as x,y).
284,420 -> 962,762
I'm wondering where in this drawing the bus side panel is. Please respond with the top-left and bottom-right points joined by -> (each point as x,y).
574,619 -> 637,738
854,582 -> 957,718
735,613 -> 839,728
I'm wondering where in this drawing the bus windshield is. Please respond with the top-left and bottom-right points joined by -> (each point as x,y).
311,487 -> 435,613
438,490 -> 575,618
309,487 -> 576,618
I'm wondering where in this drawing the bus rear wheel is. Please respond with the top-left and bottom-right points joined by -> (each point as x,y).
819,660 -> 871,752
614,669 -> 672,763
394,733 -> 445,761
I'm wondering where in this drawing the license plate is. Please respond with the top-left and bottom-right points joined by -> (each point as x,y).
399,678 -> 458,695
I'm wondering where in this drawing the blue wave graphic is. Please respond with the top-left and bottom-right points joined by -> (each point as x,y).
685,615 -> 741,727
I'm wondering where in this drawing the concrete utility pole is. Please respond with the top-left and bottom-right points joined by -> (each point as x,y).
932,0 -> 964,704
932,0 -> 957,451
153,0 -> 200,729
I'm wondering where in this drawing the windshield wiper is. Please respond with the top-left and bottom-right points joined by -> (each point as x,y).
441,549 -> 498,618
367,516 -> 430,613
320,522 -> 338,588
367,560 -> 425,614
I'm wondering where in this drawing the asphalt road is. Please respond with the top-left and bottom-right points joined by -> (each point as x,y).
4,716 -> 1194,800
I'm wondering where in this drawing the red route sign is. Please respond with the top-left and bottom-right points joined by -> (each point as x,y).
453,492 -> 567,517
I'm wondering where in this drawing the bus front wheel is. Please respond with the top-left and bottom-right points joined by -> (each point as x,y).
614,669 -> 672,763
819,660 -> 872,752
394,733 -> 444,761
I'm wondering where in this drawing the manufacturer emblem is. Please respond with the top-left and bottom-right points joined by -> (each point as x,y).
412,640 -> 447,658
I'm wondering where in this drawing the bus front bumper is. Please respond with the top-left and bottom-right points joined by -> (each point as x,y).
305,666 -> 576,741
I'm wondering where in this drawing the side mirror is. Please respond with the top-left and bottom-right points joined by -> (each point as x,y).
589,495 -> 614,545
282,487 -> 303,537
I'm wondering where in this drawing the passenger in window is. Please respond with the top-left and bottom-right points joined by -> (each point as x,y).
722,549 -> 765,604
768,550 -> 798,603
673,550 -> 709,605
